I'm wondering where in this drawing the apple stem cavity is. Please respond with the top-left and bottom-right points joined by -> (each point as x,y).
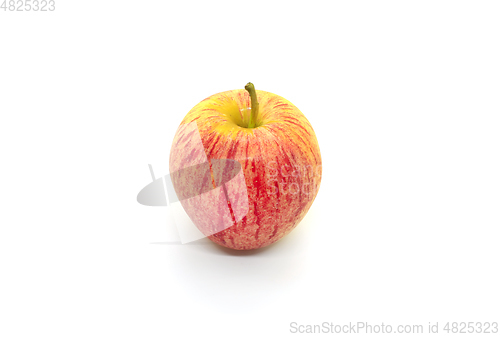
245,82 -> 259,128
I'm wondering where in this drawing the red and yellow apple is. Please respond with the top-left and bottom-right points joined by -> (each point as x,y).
169,83 -> 321,250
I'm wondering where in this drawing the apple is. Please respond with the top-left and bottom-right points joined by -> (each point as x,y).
169,83 -> 321,250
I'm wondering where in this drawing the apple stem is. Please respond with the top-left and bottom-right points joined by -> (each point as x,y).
245,82 -> 259,128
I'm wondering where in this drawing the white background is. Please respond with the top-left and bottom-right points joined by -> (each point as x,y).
1,1 -> 499,336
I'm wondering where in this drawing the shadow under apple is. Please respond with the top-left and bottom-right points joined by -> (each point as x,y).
155,206 -> 318,314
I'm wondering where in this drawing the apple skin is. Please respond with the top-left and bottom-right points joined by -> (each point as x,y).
169,88 -> 321,250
